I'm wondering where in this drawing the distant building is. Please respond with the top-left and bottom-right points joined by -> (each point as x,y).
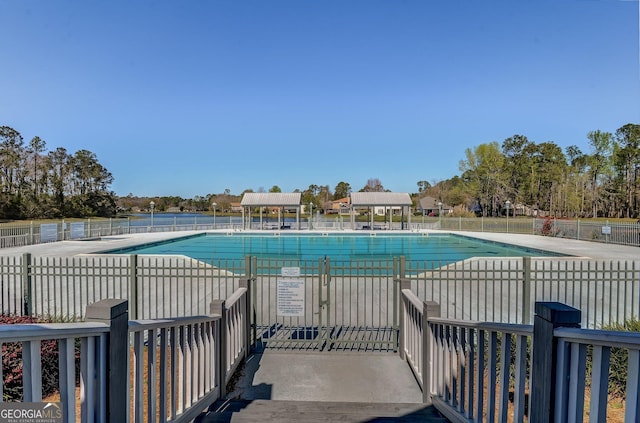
417,196 -> 452,216
373,205 -> 402,216
327,197 -> 350,214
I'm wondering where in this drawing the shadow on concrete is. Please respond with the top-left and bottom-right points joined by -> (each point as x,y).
361,405 -> 448,422
224,353 -> 272,400
197,400 -> 447,422
194,353 -> 273,423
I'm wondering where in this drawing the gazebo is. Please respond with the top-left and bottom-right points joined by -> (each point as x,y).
349,192 -> 413,230
240,192 -> 302,230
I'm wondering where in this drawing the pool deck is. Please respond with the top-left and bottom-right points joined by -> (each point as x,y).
1,229 -> 638,259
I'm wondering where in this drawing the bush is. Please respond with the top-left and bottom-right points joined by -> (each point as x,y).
1,314 -> 66,401
541,217 -> 556,236
450,205 -> 476,218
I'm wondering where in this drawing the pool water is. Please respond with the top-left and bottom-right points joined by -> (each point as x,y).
104,233 -> 562,264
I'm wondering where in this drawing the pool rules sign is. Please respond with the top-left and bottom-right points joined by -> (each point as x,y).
277,267 -> 305,317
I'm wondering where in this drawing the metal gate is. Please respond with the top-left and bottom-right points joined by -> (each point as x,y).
251,256 -> 399,352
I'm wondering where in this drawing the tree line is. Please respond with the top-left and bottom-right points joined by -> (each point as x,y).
0,126 -> 116,220
448,123 -> 640,218
5,122 -> 639,221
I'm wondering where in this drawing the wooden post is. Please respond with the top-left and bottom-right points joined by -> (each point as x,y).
85,299 -> 128,423
530,302 -> 581,423
423,301 -> 440,405
211,299 -> 227,398
239,278 -> 252,355
398,278 -> 412,360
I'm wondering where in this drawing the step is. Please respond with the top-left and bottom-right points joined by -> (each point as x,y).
197,399 -> 448,423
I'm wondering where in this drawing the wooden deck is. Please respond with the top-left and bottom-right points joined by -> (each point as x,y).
197,399 -> 448,422
191,351 -> 450,422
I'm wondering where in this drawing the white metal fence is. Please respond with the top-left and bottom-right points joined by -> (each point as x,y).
2,254 -> 639,330
404,256 -> 640,329
0,217 -> 226,248
0,254 -> 247,320
410,216 -> 640,247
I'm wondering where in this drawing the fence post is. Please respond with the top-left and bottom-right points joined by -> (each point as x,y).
129,255 -> 138,319
530,302 -> 581,423
22,253 -> 32,316
239,278 -> 253,354
244,256 -> 252,279
85,299 -> 128,423
398,278 -> 411,360
522,257 -> 532,324
211,299 -> 227,398
423,301 -> 440,405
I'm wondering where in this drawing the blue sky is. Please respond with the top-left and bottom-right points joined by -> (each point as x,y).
1,0 -> 639,197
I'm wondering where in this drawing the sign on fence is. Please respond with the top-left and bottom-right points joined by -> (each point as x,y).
70,222 -> 85,239
277,278 -> 305,317
281,267 -> 301,277
40,223 -> 58,243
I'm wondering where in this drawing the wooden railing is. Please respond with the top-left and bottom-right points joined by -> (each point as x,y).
0,281 -> 252,423
210,282 -> 251,397
399,290 -> 640,422
129,314 -> 221,423
0,322 -> 110,422
553,326 -> 640,422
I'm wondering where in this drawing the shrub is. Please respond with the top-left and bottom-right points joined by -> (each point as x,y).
450,205 -> 476,218
541,217 -> 555,236
1,314 -> 66,401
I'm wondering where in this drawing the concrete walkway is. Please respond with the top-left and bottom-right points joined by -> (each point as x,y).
225,351 -> 423,403
199,399 -> 446,422
455,230 -> 640,259
197,351 -> 444,422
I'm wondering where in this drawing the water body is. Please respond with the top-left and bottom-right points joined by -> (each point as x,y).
105,232 -> 562,264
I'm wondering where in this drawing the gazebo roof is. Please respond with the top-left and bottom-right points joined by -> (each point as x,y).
349,192 -> 412,207
240,192 -> 302,207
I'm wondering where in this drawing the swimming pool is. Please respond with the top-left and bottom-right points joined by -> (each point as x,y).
104,232 -> 563,264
